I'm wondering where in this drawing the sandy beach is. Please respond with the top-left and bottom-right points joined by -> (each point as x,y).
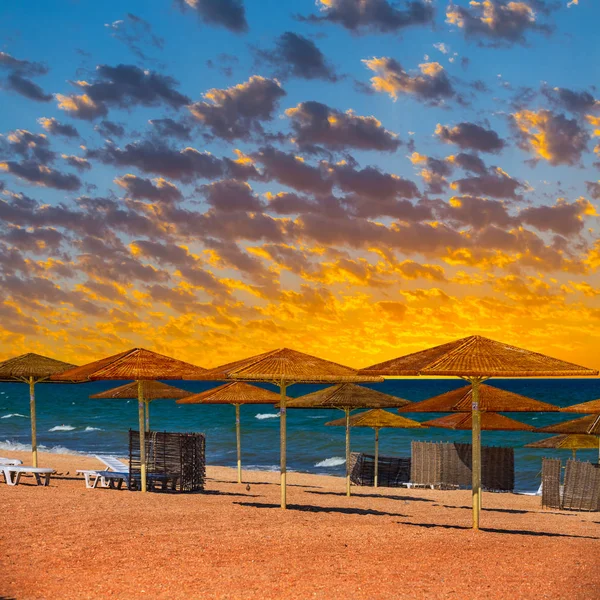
1,450 -> 599,600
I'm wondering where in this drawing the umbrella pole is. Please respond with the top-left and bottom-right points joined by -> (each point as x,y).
345,408 -> 351,497
29,377 -> 37,468
374,428 -> 379,488
145,400 -> 150,431
471,378 -> 482,530
280,383 -> 287,509
235,404 -> 242,484
137,381 -> 147,493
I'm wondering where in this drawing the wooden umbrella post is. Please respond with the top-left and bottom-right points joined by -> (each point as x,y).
137,380 -> 147,493
345,408 -> 351,497
235,404 -> 242,484
145,400 -> 150,432
471,378 -> 482,530
374,428 -> 380,488
280,382 -> 288,509
29,376 -> 38,468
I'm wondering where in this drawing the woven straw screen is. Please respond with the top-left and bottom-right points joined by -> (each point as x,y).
129,430 -> 205,492
347,452 -> 411,487
541,458 -> 562,509
562,460 -> 600,511
410,441 -> 514,491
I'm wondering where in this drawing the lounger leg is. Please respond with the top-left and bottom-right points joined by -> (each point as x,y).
34,473 -> 42,485
14,471 -> 22,485
43,474 -> 50,486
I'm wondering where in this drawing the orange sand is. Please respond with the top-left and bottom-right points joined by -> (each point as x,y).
1,450 -> 599,600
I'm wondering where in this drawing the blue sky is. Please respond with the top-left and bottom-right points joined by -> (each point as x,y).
1,0 -> 600,368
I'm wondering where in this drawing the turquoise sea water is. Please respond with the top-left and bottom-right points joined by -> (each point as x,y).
1,378 -> 599,492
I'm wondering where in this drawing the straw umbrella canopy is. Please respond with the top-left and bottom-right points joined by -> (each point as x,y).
51,348 -> 207,493
359,335 -> 597,530
0,353 -> 77,467
537,414 -> 600,460
525,434 -> 600,459
399,384 -> 559,413
325,409 -> 425,488
177,381 -> 282,484
90,381 -> 192,430
198,348 -> 383,509
285,383 -> 410,496
422,412 -> 535,431
561,398 -> 600,414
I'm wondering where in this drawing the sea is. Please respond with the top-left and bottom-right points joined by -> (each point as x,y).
1,378 -> 599,493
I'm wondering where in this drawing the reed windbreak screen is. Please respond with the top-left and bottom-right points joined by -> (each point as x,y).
129,430 -> 206,492
411,441 -> 514,491
348,452 -> 411,487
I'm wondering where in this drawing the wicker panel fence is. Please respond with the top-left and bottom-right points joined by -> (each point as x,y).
541,458 -> 562,509
411,441 -> 514,491
562,459 -> 600,511
348,452 -> 410,487
129,430 -> 206,492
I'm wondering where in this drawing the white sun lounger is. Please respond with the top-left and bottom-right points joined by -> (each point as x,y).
77,455 -> 130,489
1,466 -> 55,486
0,457 -> 23,466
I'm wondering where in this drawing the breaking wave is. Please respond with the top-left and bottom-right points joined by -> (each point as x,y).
315,457 -> 346,468
255,413 -> 280,420
48,425 -> 76,432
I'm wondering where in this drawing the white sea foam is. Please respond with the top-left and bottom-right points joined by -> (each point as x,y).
1,413 -> 27,419
308,415 -> 327,419
48,425 -> 76,432
84,426 -> 103,432
246,464 -> 294,472
0,439 -> 88,455
315,457 -> 346,468
255,413 -> 280,420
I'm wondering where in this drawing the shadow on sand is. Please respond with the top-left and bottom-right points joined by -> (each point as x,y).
207,478 -> 323,489
306,490 -> 434,503
234,501 -> 407,517
202,489 -> 261,498
396,521 -> 599,539
441,504 -> 579,517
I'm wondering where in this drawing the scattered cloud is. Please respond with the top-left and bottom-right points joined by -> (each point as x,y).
56,63 -> 190,120
286,101 -> 400,151
446,1 -> 552,46
363,58 -> 454,104
188,76 -> 285,140
435,122 -> 505,153
256,32 -> 338,82
299,0 -> 434,34
176,0 -> 248,33
512,109 -> 588,165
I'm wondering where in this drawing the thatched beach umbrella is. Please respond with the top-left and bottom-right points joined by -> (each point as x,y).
525,433 -> 600,459
359,335 -> 597,529
562,398 -> 600,414
51,348 -> 206,493
538,414 -> 600,460
422,412 -> 535,432
0,353 -> 77,467
177,381 -> 282,484
326,409 -> 425,488
198,348 -> 383,509
90,380 -> 192,430
285,383 -> 410,496
399,384 -> 559,413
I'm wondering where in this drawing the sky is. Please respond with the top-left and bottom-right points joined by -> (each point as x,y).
1,0 -> 599,370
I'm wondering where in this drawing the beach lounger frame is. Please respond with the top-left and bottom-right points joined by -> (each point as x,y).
1,466 -> 55,486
